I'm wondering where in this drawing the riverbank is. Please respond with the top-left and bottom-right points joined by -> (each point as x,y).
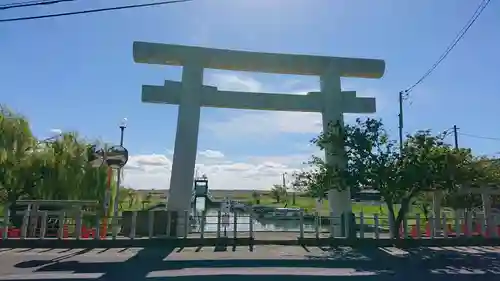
227,194 -> 391,216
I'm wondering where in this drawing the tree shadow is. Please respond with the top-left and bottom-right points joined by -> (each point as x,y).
7,246 -> 500,281
15,248 -> 94,269
404,246 -> 500,275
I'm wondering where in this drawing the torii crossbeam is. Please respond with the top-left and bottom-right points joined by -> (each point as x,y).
134,41 -> 386,236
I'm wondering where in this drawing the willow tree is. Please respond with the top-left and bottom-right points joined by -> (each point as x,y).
34,133 -> 109,202
0,106 -> 38,204
0,106 -> 110,212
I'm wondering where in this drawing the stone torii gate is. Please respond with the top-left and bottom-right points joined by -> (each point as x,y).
133,41 -> 385,236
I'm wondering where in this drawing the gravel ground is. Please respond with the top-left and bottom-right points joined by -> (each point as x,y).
0,246 -> 498,280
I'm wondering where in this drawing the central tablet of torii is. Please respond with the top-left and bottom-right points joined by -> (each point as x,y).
133,41 -> 385,236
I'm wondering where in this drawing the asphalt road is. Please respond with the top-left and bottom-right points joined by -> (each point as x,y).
0,245 -> 498,280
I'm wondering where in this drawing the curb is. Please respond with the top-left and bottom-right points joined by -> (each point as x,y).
2,237 -> 500,249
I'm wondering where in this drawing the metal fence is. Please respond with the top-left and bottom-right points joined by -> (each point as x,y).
1,208 -> 500,240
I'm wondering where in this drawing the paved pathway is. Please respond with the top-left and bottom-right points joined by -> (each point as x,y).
0,246 -> 498,280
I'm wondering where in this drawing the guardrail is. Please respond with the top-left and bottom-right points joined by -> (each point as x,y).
2,208 -> 500,241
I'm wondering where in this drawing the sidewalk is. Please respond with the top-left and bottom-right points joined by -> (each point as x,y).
0,245 -> 499,280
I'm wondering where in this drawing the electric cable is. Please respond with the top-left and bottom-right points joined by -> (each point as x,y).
1,0 -> 45,8
459,132 -> 500,142
1,0 -> 77,10
0,0 -> 193,23
402,0 -> 492,98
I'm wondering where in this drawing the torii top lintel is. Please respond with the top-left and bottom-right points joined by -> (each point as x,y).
133,41 -> 385,79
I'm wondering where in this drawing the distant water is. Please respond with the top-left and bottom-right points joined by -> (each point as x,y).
192,197 -> 327,232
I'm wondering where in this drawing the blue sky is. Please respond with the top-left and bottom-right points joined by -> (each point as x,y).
1,0 -> 499,190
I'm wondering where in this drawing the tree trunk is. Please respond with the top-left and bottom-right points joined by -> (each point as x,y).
394,199 -> 412,239
386,205 -> 399,239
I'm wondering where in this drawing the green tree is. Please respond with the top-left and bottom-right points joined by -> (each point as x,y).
126,189 -> 137,209
271,184 -> 287,203
0,106 -> 110,217
0,106 -> 38,205
442,156 -> 500,211
251,190 -> 260,204
297,118 -> 466,236
415,192 -> 433,220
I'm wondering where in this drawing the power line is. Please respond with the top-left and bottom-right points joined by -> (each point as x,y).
396,0 -> 491,149
0,0 -> 45,8
0,0 -> 76,10
0,0 -> 193,23
404,0 -> 492,96
459,132 -> 500,142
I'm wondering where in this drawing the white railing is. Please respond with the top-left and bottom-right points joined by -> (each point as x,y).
1,207 -> 499,240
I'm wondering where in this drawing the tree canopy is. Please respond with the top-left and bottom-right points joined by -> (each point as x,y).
0,106 -> 112,213
294,118 -> 500,235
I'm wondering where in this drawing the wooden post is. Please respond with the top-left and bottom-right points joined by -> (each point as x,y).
57,212 -> 65,239
249,213 -> 254,239
75,209 -> 82,239
233,212 -> 238,239
166,211 -> 172,237
20,209 -> 29,239
130,211 -> 137,239
216,210 -> 221,238
183,210 -> 189,239
94,213 -> 101,240
2,205 -> 10,240
415,214 -> 421,239
454,210 -> 461,238
200,211 -> 206,239
40,211 -> 48,239
299,211 -> 304,239
359,212 -> 364,239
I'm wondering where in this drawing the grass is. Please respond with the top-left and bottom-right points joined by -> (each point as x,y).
216,193 -> 390,215
214,193 -> 449,227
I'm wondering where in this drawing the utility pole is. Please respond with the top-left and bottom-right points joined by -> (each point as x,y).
398,91 -> 404,153
453,125 -> 459,149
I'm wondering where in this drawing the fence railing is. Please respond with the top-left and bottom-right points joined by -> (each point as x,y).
1,208 -> 500,240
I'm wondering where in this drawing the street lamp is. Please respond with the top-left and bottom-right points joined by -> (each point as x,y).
119,118 -> 127,146
112,118 -> 127,219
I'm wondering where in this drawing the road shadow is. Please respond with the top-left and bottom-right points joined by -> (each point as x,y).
15,248 -> 95,269
6,246 -> 500,281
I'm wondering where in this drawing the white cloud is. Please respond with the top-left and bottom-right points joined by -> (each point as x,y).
198,149 -> 224,158
206,111 -> 322,140
203,73 -> 384,140
207,73 -> 262,92
49,128 -> 62,136
122,150 -> 309,191
123,73 -> 383,191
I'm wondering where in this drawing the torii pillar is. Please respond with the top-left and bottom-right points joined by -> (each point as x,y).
133,41 -> 385,236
